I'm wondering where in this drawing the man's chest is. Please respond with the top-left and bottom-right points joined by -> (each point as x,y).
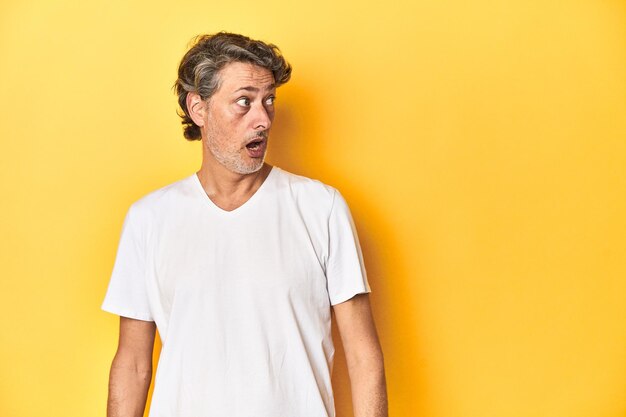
144,208 -> 330,316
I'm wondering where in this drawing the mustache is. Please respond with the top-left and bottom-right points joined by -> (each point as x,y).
249,131 -> 268,140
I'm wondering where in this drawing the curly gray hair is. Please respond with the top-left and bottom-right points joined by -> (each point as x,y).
174,32 -> 292,140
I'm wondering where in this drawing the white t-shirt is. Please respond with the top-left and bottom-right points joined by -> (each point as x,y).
102,166 -> 370,417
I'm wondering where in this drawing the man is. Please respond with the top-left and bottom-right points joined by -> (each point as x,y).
102,32 -> 387,417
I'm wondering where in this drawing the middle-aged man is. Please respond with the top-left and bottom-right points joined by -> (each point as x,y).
102,32 -> 387,417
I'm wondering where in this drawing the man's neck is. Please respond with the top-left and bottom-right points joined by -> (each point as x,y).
196,161 -> 273,212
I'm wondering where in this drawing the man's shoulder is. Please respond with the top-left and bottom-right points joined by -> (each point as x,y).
273,167 -> 339,208
127,174 -> 197,217
273,166 -> 336,195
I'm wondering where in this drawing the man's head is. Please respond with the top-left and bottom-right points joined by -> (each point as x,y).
174,32 -> 292,141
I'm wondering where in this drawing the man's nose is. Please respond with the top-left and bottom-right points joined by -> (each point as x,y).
251,103 -> 273,130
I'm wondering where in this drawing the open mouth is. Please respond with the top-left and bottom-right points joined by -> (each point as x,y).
245,136 -> 267,158
246,136 -> 265,151
246,138 -> 265,150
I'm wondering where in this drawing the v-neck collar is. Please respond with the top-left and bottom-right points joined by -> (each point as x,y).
191,166 -> 277,216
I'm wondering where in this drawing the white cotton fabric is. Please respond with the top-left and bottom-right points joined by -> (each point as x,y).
102,167 -> 370,417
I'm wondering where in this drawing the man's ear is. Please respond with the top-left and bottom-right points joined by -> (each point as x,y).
186,92 -> 207,127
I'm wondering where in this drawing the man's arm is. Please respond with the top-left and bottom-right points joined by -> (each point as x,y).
333,293 -> 388,417
107,317 -> 156,417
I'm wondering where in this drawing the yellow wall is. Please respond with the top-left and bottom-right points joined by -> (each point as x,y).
1,0 -> 625,416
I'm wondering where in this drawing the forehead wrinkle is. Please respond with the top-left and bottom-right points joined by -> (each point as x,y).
232,76 -> 275,92
233,84 -> 276,94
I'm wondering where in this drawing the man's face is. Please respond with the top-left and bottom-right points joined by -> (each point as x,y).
200,61 -> 276,175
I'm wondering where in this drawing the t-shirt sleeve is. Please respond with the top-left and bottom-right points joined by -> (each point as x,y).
101,204 -> 154,321
326,189 -> 371,305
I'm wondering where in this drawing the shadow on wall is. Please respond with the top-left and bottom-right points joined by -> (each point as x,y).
266,81 -> 324,179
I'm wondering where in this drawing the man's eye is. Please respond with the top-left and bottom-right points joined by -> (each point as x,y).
265,96 -> 275,106
236,97 -> 251,106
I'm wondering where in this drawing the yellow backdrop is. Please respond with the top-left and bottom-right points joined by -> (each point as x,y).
1,0 -> 624,416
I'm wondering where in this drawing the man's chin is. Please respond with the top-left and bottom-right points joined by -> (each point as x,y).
231,157 -> 266,175
210,147 -> 266,175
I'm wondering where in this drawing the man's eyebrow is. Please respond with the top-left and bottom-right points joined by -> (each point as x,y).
233,84 -> 276,93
